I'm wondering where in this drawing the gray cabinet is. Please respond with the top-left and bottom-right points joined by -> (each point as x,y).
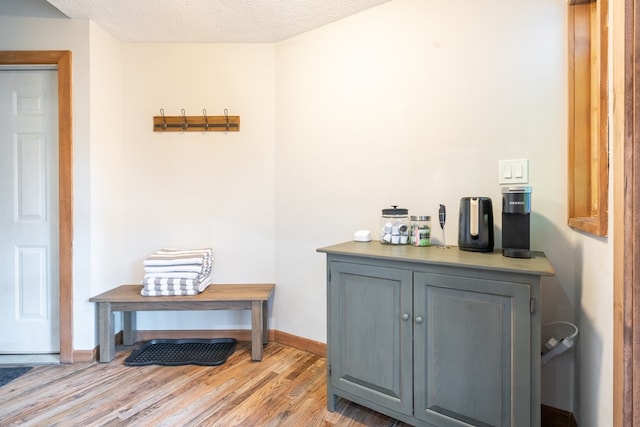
319,241 -> 554,427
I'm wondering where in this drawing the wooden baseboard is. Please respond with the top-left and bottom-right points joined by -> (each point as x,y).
273,330 -> 326,357
541,404 -> 578,427
71,349 -> 97,363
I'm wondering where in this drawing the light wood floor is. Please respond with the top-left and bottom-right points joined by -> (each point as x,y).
0,341 -> 410,426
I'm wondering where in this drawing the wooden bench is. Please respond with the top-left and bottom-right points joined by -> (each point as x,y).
89,283 -> 275,363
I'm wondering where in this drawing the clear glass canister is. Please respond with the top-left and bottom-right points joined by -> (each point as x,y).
380,206 -> 410,245
410,215 -> 431,247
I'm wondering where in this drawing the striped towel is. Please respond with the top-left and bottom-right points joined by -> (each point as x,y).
140,248 -> 213,296
142,276 -> 206,287
140,275 -> 212,296
144,252 -> 209,266
144,248 -> 212,264
142,273 -> 212,290
143,248 -> 212,273
144,265 -> 205,276
141,287 -> 206,297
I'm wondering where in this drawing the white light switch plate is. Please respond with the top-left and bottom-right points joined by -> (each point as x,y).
499,159 -> 529,184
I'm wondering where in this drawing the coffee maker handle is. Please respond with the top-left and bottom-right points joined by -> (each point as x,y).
470,198 -> 479,237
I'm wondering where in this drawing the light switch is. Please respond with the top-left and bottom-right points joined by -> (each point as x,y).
514,164 -> 523,178
499,159 -> 529,184
503,166 -> 513,179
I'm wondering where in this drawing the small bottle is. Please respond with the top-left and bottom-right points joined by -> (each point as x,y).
410,215 -> 431,247
380,206 -> 410,245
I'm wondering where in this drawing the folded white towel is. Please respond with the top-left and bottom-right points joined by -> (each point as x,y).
143,271 -> 202,280
143,248 -> 212,267
144,251 -> 213,265
143,264 -> 207,274
155,248 -> 212,257
157,248 -> 213,254
144,264 -> 213,278
144,254 -> 207,267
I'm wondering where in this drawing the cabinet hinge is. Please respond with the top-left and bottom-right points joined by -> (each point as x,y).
530,297 -> 536,314
328,269 -> 331,282
328,364 -> 332,377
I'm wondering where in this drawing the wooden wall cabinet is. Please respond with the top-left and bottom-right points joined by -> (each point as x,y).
318,242 -> 554,427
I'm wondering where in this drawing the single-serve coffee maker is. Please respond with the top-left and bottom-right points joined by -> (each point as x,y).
502,186 -> 532,258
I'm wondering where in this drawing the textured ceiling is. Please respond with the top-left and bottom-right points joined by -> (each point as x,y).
0,0 -> 67,19
44,0 -> 392,43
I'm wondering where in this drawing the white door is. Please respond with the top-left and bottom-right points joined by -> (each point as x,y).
0,69 -> 59,353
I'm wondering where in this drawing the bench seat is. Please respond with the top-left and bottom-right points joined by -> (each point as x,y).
89,283 -> 275,363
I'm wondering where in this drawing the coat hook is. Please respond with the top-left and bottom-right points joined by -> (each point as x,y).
181,108 -> 188,130
160,108 -> 167,129
202,108 -> 209,130
224,108 -> 229,131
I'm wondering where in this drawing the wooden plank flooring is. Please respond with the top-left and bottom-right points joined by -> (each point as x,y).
0,342 -> 410,426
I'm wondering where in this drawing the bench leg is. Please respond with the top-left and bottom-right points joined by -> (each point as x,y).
262,300 -> 269,344
251,300 -> 263,361
97,302 -> 115,363
123,311 -> 137,346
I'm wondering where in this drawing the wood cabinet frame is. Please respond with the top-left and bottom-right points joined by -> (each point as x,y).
567,0 -> 609,237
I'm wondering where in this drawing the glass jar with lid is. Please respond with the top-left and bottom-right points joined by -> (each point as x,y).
410,215 -> 431,247
380,206 -> 410,245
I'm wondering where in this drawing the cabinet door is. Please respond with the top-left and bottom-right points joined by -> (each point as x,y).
413,272 -> 531,426
329,262 -> 413,416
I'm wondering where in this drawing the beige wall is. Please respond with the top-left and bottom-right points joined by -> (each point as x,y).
119,43 -> 277,330
275,0 -> 589,417
85,21 -> 126,340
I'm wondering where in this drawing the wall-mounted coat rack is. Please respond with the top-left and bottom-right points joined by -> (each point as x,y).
153,108 -> 240,132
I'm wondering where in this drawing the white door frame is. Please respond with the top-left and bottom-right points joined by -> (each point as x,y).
0,51 -> 73,363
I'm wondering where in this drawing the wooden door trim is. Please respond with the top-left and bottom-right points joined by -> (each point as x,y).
614,0 -> 640,424
0,51 -> 73,363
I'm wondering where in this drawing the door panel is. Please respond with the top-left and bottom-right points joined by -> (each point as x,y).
329,262 -> 413,416
0,70 -> 59,353
15,133 -> 48,220
414,272 -> 531,426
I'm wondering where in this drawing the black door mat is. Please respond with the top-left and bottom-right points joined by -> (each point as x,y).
0,367 -> 32,387
124,338 -> 236,366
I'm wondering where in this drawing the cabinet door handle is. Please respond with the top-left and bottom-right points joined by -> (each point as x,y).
415,316 -> 423,324
402,313 -> 409,321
